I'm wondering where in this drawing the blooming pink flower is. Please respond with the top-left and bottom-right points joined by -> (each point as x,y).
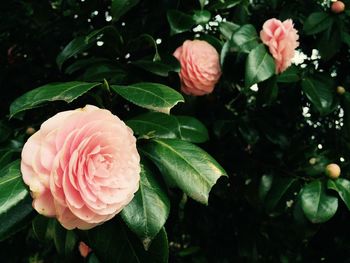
79,241 -> 92,258
173,40 -> 221,96
21,105 -> 140,230
260,18 -> 299,74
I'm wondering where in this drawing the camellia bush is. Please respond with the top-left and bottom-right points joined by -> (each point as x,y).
2,0 -> 350,262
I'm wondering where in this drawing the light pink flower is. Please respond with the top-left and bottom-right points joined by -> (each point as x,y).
260,18 -> 299,74
21,105 -> 140,230
79,241 -> 92,258
173,40 -> 221,96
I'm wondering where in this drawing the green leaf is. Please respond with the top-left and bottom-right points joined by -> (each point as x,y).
318,25 -> 341,60
303,12 -> 333,35
111,83 -> 184,114
111,0 -> 140,21
127,112 -> 179,139
0,195 -> 33,241
167,10 -> 195,35
64,57 -> 111,75
121,161 -> 170,250
301,180 -> 338,223
231,24 -> 259,53
341,31 -> 350,47
245,44 -> 275,87
86,219 -> 168,263
219,21 -> 240,40
80,64 -> 126,83
141,139 -> 227,204
127,113 -> 208,143
132,56 -> 180,77
32,215 -> 52,241
193,10 -> 211,24
265,177 -> 296,212
176,116 -> 209,143
128,34 -> 161,61
258,76 -> 278,106
301,77 -> 335,115
198,0 -> 206,9
10,81 -> 100,118
32,216 -> 77,255
209,0 -> 241,10
0,160 -> 29,215
277,65 -> 300,83
327,178 -> 350,211
56,26 -> 122,69
0,149 -> 19,168
259,175 -> 273,202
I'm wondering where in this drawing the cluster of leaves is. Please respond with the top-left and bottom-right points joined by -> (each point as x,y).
3,0 -> 350,262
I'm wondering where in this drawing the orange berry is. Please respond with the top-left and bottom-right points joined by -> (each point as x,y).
325,163 -> 341,179
331,1 -> 345,13
337,86 -> 346,95
25,127 -> 36,135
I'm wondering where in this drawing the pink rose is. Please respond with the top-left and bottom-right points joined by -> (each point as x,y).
79,241 -> 92,258
260,18 -> 299,74
173,40 -> 221,96
21,105 -> 140,230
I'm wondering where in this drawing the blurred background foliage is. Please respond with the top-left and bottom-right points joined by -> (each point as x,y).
2,0 -> 350,262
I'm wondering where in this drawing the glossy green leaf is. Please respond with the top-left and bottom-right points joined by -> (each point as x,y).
111,0 -> 139,21
176,116 -> 209,143
87,219 -> 168,263
301,180 -> 338,223
127,113 -> 208,143
193,10 -> 211,24
0,149 -> 18,168
127,112 -> 179,139
341,31 -> 350,47
328,178 -> 350,211
111,83 -> 184,114
64,57 -> 111,75
80,64 -> 126,83
10,81 -> 100,118
198,0 -> 206,9
318,25 -> 341,60
231,24 -> 259,53
209,0 -> 241,10
0,160 -> 29,215
219,21 -> 240,40
259,175 -> 273,201
0,195 -> 33,241
167,10 -> 195,35
277,65 -> 300,83
245,44 -> 275,87
32,216 -> 77,255
303,12 -> 333,35
301,77 -> 334,115
127,34 -> 161,61
121,161 -> 170,250
32,215 -> 52,241
57,26 -> 122,69
141,139 -> 227,204
132,56 -> 180,77
0,121 -> 11,143
258,76 -> 278,106
53,221 -> 78,255
265,177 -> 296,212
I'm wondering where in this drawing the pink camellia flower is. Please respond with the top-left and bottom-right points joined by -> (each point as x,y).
173,40 -> 221,96
260,18 -> 299,74
21,105 -> 140,230
79,241 -> 92,258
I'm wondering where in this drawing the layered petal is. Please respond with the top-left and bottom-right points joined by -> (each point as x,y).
21,105 -> 140,230
173,40 -> 221,96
